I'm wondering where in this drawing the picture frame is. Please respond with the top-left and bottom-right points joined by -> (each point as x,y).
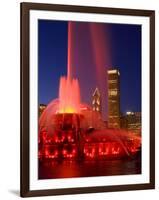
20,2 -> 155,197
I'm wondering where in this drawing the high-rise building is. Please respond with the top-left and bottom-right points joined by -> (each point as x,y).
92,87 -> 101,113
107,69 -> 120,128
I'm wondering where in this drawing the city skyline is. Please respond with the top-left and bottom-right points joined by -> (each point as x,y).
39,68 -> 141,132
38,20 -> 141,119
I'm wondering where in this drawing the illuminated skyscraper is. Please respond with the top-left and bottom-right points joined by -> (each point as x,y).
92,87 -> 101,113
108,69 -> 120,128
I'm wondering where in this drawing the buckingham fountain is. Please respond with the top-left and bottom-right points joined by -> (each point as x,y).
38,22 -> 141,161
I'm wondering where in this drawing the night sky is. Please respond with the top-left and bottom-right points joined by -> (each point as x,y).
38,20 -> 141,119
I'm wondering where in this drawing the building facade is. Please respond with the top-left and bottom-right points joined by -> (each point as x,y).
92,87 -> 101,113
107,69 -> 120,128
120,111 -> 141,135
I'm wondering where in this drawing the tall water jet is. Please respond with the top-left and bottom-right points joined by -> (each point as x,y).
90,23 -> 112,120
66,22 -> 112,120
67,21 -> 73,79
58,22 -> 81,114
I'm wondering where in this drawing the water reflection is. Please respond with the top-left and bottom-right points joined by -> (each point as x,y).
39,155 -> 141,179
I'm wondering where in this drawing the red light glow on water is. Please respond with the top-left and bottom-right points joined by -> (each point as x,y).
39,125 -> 141,160
58,22 -> 81,114
58,76 -> 81,114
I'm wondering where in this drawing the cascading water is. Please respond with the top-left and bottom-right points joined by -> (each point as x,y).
58,76 -> 81,114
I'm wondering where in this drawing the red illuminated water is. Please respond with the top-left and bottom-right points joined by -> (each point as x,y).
38,21 -> 141,164
67,21 -> 73,79
90,23 -> 112,118
58,22 -> 81,114
58,76 -> 81,114
68,22 -> 112,119
39,156 -> 141,179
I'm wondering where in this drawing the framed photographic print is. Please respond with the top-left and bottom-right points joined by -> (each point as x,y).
20,2 -> 155,197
